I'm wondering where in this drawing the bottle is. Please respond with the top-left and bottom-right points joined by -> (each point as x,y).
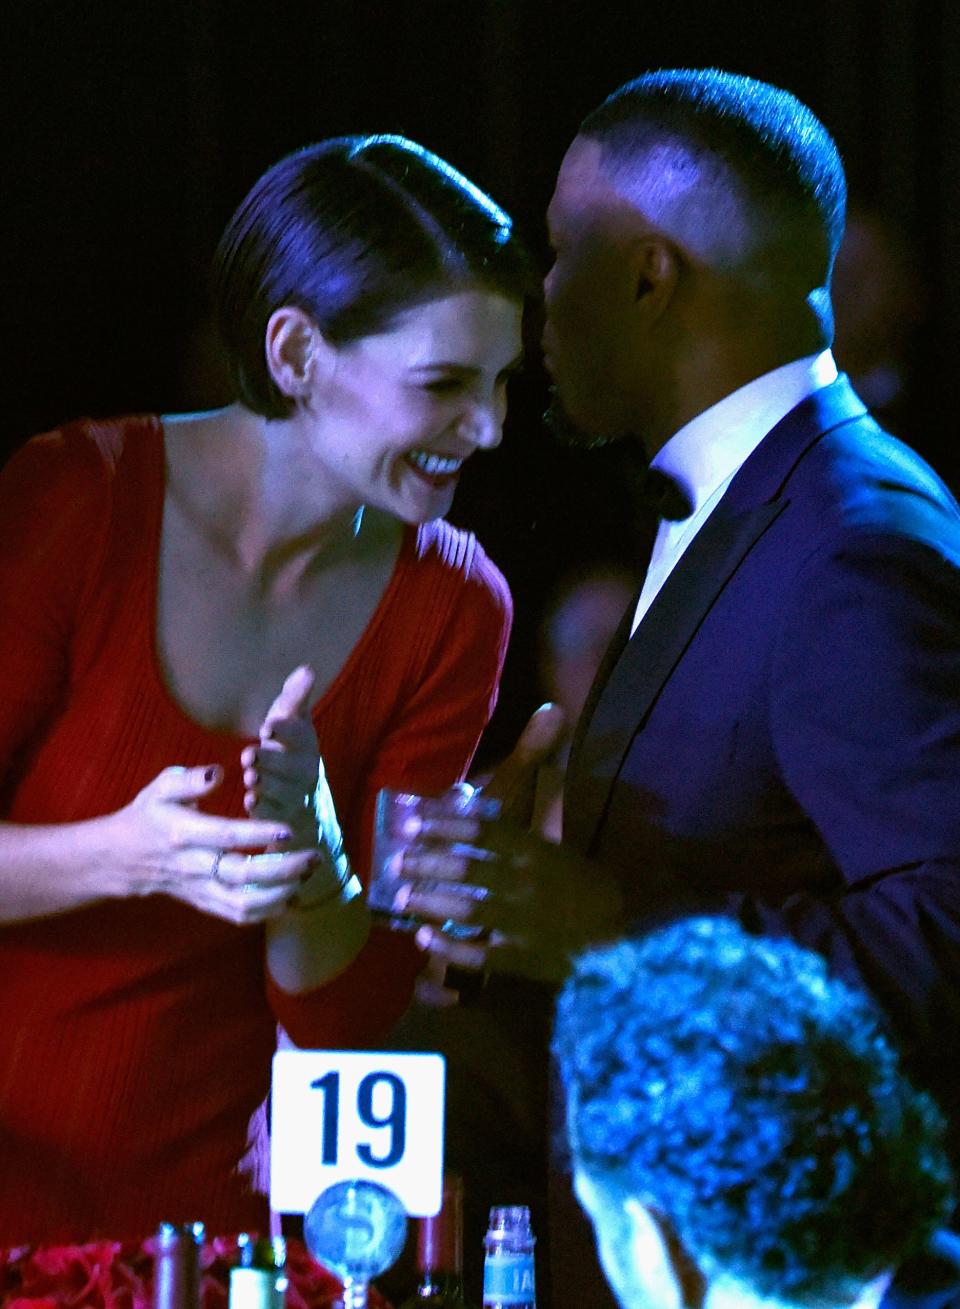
229,1234 -> 288,1309
152,1221 -> 205,1309
482,1206 -> 536,1309
398,1173 -> 475,1308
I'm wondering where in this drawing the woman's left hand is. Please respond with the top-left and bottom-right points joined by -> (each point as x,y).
243,665 -> 354,915
242,665 -> 321,848
250,667 -> 369,992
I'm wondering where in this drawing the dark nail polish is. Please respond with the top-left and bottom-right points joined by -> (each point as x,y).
204,767 -> 217,783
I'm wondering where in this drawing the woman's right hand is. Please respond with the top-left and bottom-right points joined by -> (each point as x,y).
107,763 -> 322,925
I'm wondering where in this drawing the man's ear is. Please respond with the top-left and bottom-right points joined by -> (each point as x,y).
849,1270 -> 894,1309
264,305 -> 329,402
630,235 -> 680,321
624,1198 -> 707,1309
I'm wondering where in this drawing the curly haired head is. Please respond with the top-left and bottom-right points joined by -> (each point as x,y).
553,918 -> 953,1305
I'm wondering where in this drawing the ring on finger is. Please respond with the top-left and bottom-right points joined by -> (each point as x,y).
441,920 -> 487,941
210,849 -> 226,884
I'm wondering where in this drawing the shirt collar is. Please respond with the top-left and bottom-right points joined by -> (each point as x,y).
651,350 -> 838,514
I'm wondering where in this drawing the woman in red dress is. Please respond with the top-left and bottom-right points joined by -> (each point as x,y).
0,135 -> 532,1244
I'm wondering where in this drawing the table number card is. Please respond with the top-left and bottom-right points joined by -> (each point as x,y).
270,1050 -> 446,1217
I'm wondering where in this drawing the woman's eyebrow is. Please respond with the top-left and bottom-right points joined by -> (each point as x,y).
410,351 -> 525,376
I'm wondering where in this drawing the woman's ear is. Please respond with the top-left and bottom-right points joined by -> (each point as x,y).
264,306 -> 327,402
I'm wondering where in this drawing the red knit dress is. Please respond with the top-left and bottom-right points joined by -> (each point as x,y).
0,418 -> 511,1245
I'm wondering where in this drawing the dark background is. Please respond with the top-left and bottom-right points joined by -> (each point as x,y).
6,0 -> 960,755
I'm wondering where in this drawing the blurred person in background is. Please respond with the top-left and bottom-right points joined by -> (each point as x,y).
533,561 -> 639,841
554,917 -> 958,1309
831,206 -> 928,436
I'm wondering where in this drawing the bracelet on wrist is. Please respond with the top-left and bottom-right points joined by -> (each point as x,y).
295,852 -> 362,913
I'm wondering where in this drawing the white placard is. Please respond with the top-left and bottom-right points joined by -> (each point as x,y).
270,1050 -> 445,1217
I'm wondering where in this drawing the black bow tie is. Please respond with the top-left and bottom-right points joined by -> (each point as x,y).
639,467 -> 694,521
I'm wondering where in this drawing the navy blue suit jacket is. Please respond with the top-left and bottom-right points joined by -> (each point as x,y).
565,375 -> 960,1132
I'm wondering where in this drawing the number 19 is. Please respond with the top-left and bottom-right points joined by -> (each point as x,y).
311,1070 -> 407,1169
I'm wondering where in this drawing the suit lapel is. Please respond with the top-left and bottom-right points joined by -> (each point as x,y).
565,579 -> 641,792
563,376 -> 868,855
563,498 -> 784,852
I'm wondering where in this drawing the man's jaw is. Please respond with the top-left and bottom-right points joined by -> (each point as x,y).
544,386 -> 617,449
543,384 -> 653,455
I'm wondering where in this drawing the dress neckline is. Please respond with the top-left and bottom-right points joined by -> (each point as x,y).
139,414 -> 415,745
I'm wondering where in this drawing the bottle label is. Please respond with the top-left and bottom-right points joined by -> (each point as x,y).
229,1266 -> 286,1309
483,1253 -> 536,1306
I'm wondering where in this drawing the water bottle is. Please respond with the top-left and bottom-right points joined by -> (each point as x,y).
482,1206 -> 535,1309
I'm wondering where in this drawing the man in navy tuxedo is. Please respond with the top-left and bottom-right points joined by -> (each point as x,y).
406,69 -> 960,1151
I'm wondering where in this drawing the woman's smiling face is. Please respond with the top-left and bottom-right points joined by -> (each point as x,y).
305,288 -> 524,522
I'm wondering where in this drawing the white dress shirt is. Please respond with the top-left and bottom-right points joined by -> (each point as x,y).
631,350 -> 839,634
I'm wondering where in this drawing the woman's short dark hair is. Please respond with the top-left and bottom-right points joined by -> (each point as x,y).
212,135 -> 538,418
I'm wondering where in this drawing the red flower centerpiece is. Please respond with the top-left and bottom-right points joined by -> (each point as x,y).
0,1235 -> 393,1308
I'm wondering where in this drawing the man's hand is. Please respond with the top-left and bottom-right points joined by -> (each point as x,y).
402,704 -> 624,986
484,701 -> 568,824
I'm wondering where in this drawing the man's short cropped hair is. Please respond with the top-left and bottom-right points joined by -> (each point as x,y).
553,917 -> 954,1306
580,69 -> 846,289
